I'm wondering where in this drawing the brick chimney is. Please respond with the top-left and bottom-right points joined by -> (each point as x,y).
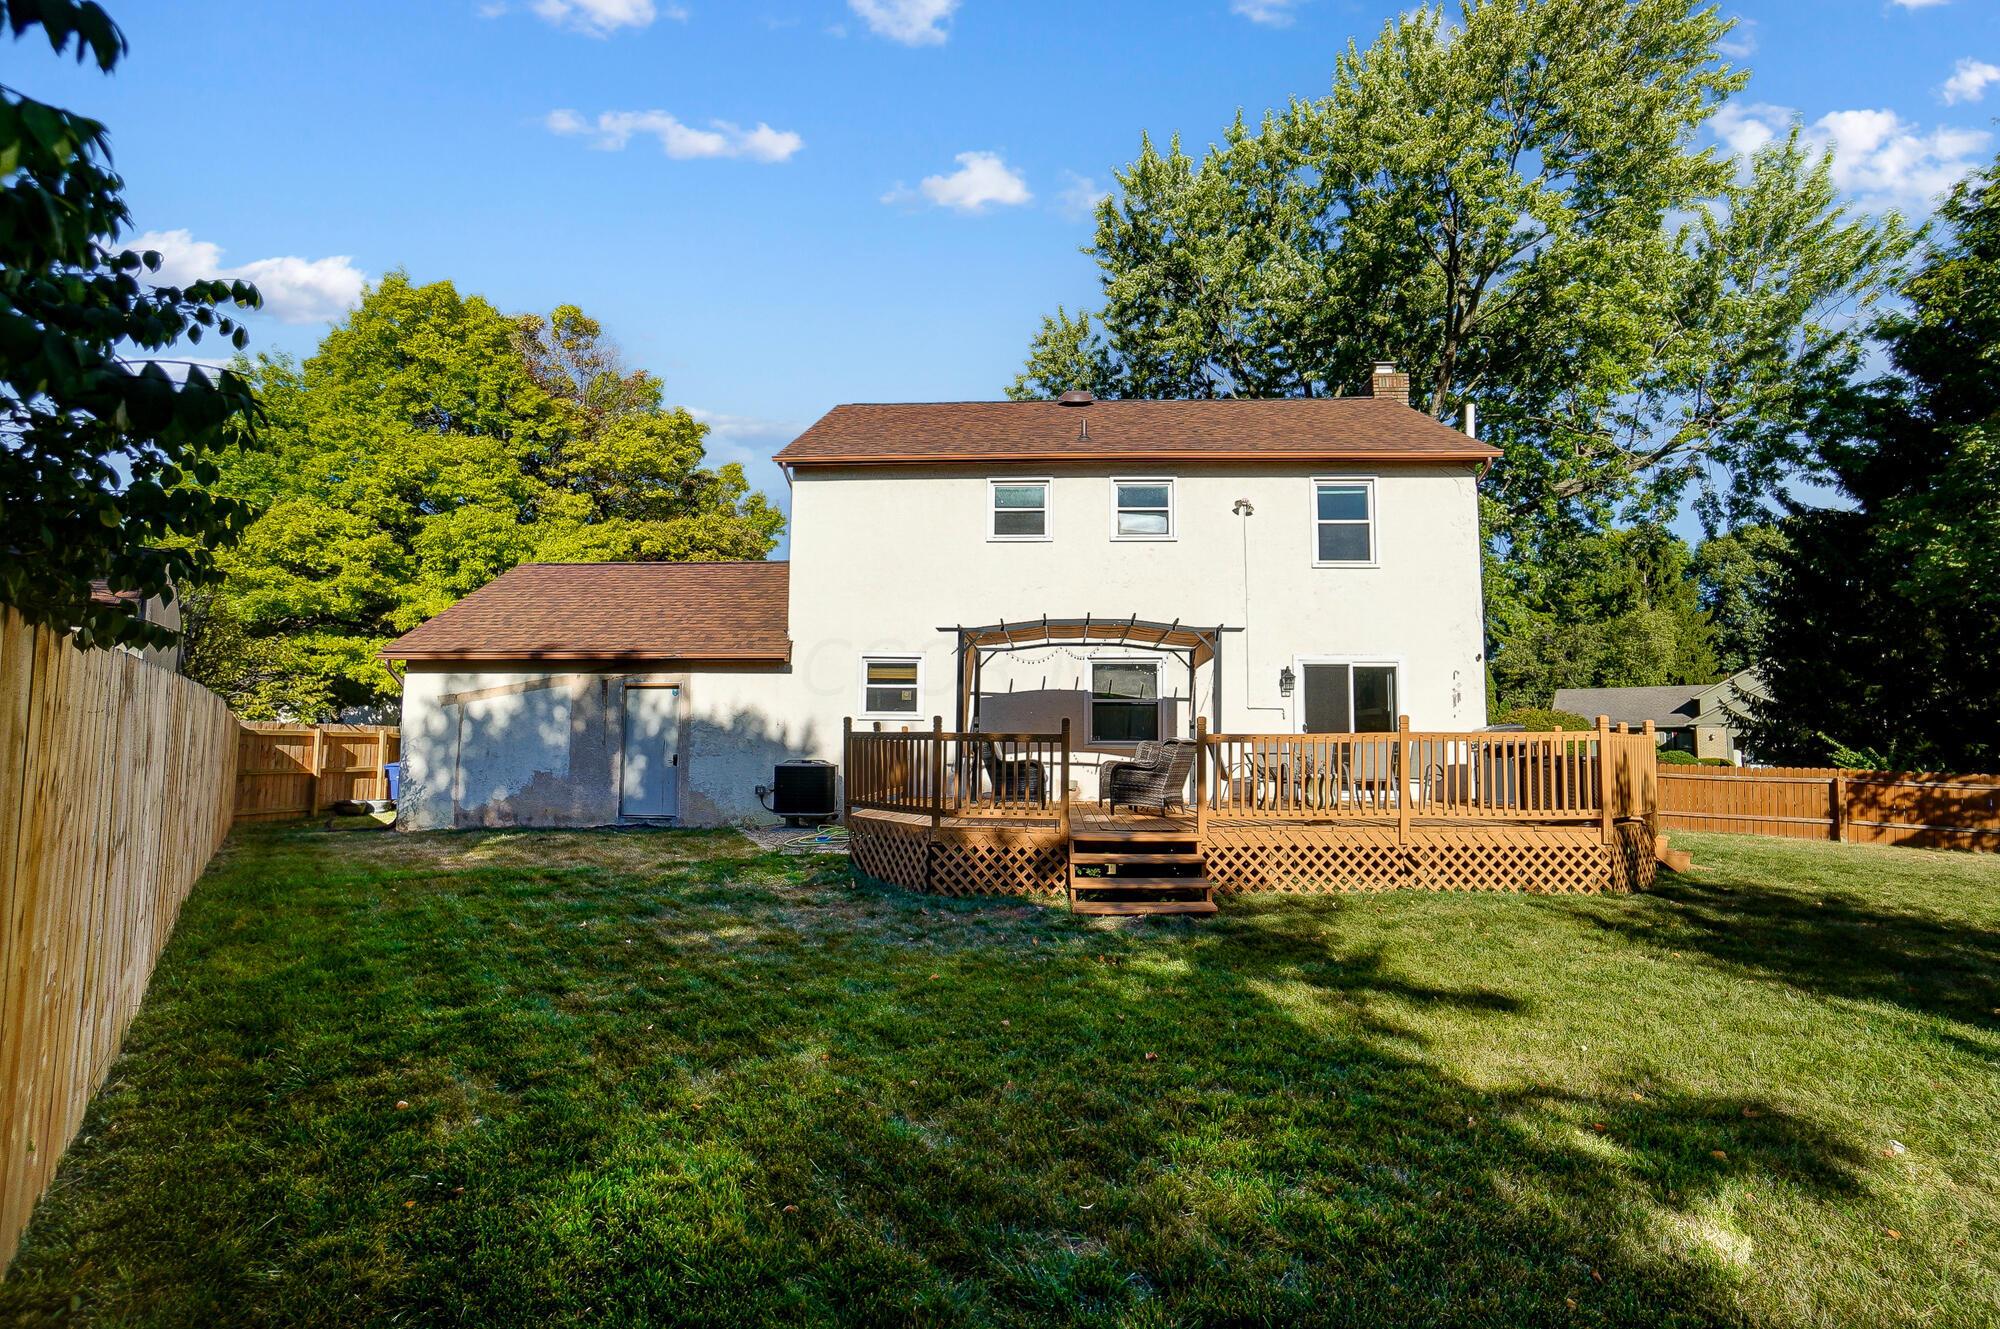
1365,360 -> 1409,405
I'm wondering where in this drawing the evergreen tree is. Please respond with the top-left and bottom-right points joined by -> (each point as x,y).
1747,157 -> 2000,768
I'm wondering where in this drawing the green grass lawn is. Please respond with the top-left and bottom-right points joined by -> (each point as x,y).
2,825 -> 1996,1327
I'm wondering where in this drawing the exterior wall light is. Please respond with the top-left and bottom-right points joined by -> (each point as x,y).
1278,665 -> 1296,696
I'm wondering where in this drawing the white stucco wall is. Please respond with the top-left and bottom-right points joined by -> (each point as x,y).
782,461 -> 1489,788
397,664 -> 810,830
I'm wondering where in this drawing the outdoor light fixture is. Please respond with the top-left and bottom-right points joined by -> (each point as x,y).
1278,665 -> 1296,696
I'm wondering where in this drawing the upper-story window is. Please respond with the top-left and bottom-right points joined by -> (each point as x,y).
1313,479 -> 1376,565
990,479 -> 1050,541
1112,479 -> 1174,540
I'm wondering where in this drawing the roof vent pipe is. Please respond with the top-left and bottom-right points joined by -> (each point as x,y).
1462,401 -> 1477,441
1057,390 -> 1094,406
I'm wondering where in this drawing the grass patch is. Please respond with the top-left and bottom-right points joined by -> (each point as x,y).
2,826 -> 1996,1326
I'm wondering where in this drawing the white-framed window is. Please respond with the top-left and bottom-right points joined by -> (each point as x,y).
859,655 -> 923,717
1089,659 -> 1161,744
1313,478 -> 1376,566
989,478 -> 1051,541
1296,659 -> 1399,734
1111,478 -> 1174,540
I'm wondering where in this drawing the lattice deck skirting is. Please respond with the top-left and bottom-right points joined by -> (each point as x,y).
1207,822 -> 1650,894
848,812 -> 1067,896
850,811 -> 1657,898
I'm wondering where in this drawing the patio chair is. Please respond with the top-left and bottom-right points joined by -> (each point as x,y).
1098,740 -> 1161,807
977,738 -> 1046,805
1101,738 -> 1197,815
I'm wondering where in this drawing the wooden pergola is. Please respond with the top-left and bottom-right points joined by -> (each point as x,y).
940,615 -> 1239,737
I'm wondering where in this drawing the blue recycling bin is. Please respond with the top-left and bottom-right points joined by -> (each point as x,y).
384,762 -> 402,801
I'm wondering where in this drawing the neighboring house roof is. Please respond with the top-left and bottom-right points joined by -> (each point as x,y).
380,562 -> 791,663
1552,685 -> 1707,730
88,579 -> 141,608
1553,671 -> 1764,731
772,398 -> 1500,468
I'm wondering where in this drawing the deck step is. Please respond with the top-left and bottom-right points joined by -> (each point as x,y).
1070,898 -> 1219,916
1654,834 -> 1695,874
1071,874 -> 1211,891
1070,851 -> 1205,867
1070,829 -> 1200,844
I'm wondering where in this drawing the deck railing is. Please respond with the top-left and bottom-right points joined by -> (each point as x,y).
1202,727 -> 1605,822
844,715 -> 1658,843
844,717 -> 1072,830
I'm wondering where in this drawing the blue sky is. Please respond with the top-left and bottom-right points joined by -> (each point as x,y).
17,0 -> 2000,547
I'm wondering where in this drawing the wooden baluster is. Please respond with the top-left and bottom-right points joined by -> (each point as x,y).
1396,716 -> 1412,844
1596,714 -> 1614,844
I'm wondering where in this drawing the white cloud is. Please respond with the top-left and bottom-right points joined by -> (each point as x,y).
521,0 -> 677,35
890,151 -> 1031,213
1942,58 -> 2000,105
127,229 -> 366,325
545,109 -> 803,162
1717,15 -> 1757,58
1889,0 -> 1950,8
1056,171 -> 1110,221
1709,102 -> 1989,211
848,0 -> 957,45
1816,108 -> 1988,207
1232,0 -> 1306,24
1710,101 -> 1792,158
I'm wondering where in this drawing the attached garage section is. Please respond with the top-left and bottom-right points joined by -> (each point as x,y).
383,562 -> 801,829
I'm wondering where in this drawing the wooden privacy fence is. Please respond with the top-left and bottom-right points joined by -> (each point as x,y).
234,723 -> 399,822
1658,765 -> 2000,852
0,608 -> 239,1274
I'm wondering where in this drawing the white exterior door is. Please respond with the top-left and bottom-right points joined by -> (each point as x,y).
620,685 -> 680,819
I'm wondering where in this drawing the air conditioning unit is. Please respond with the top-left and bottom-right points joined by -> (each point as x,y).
772,759 -> 837,825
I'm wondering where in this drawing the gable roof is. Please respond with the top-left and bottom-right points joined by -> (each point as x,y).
773,398 -> 1499,468
381,562 -> 790,664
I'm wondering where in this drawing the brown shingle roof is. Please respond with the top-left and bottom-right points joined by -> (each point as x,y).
772,398 -> 1499,467
381,562 -> 790,663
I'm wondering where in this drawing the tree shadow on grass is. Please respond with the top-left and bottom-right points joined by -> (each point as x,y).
1571,870 -> 2000,1049
0,837 -> 1890,1328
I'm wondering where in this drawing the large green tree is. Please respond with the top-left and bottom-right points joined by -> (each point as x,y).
1487,525 -> 1718,710
1691,523 -> 1786,673
191,275 -> 782,719
0,0 -> 262,650
1747,157 -> 2000,769
1012,0 -> 1904,538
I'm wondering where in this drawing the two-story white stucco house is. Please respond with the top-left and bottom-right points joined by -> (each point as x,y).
384,363 -> 1499,829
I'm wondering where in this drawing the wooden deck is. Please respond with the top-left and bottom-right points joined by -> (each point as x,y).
843,719 -> 1666,910
848,806 -> 1658,904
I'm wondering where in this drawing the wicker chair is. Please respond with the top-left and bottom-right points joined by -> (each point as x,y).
1101,738 -> 1197,814
977,738 -> 1046,804
1098,741 -> 1160,807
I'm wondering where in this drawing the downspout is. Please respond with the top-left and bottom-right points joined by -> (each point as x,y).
1234,499 -> 1287,724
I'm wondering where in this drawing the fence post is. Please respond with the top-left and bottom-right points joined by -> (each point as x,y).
930,715 -> 945,831
1396,714 -> 1412,848
841,716 -> 853,826
1596,714 -> 1614,846
1194,716 -> 1208,841
307,725 -> 324,818
1832,772 -> 1847,843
